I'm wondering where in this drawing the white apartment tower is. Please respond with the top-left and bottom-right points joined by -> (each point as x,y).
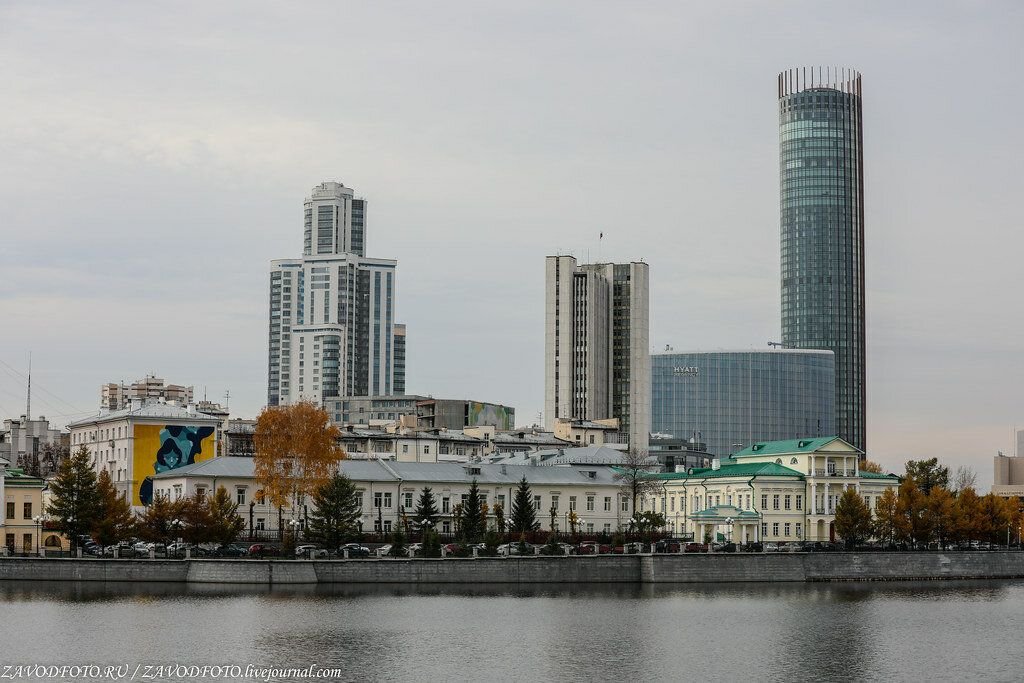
268,182 -> 405,407
544,256 -> 650,452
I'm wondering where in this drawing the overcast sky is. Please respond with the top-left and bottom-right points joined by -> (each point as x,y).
1,1 -> 1021,488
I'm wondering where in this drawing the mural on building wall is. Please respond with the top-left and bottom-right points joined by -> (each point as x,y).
133,424 -> 216,505
468,403 -> 514,431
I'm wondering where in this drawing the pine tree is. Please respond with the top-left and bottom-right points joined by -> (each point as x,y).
137,494 -> 185,545
461,479 -> 484,542
47,445 -> 101,552
387,524 -> 408,557
92,469 -> 136,548
306,473 -> 362,550
207,486 -> 246,547
422,528 -> 442,558
413,486 -> 440,530
510,477 -> 537,534
833,488 -> 873,549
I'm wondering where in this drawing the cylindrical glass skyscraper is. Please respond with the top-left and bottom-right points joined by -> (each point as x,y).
778,67 -> 865,454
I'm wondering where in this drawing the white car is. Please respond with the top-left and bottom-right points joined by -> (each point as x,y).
295,545 -> 328,558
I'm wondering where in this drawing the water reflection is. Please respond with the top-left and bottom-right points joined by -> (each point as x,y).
0,580 -> 1019,682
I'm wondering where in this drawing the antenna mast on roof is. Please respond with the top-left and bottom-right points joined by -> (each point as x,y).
25,351 -> 31,421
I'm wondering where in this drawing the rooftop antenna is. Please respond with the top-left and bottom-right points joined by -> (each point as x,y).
767,341 -> 783,348
598,231 -> 603,263
224,389 -> 231,410
26,351 -> 31,421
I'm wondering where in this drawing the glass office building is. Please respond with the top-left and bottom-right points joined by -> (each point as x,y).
778,67 -> 866,453
651,350 -> 835,459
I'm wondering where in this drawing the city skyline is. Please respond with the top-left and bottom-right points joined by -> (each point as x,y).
2,3 -> 1023,489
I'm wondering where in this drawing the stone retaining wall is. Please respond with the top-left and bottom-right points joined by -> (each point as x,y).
2,553 -> 1024,585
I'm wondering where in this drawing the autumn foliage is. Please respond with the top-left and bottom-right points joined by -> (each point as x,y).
253,401 -> 345,512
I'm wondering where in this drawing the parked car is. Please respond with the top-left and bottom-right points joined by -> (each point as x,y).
712,542 -> 737,553
655,540 -> 682,553
295,545 -> 329,559
212,545 -> 247,558
684,543 -> 708,553
376,544 -> 393,557
742,542 -> 764,553
763,542 -> 780,553
247,543 -> 279,558
338,543 -> 370,558
497,542 -> 534,556
576,542 -> 611,555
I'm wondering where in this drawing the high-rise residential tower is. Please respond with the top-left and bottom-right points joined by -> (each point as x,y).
268,182 -> 405,407
544,255 -> 650,452
778,67 -> 866,453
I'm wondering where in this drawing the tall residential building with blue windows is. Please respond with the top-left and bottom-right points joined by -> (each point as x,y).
268,182 -> 405,407
651,350 -> 836,459
778,67 -> 866,453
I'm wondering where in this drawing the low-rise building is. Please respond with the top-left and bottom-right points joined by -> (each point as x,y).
1,462 -> 48,554
152,458 -> 632,538
67,402 -> 220,508
101,375 -> 194,411
552,418 -> 627,449
641,436 -> 899,543
0,415 -> 66,475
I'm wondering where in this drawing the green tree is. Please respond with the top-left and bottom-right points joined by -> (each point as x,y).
541,533 -> 563,555
482,529 -> 501,556
207,486 -> 246,547
387,524 -> 408,557
179,492 -> 213,545
136,495 -> 185,546
421,528 -> 442,558
413,486 -> 440,531
872,488 -> 900,546
510,477 -> 538,534
46,445 -> 101,553
833,488 -> 873,548
460,480 -> 485,542
91,469 -> 136,549
904,458 -> 949,495
306,473 -> 362,550
635,511 -> 666,539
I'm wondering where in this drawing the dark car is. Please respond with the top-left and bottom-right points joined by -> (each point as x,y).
655,540 -> 682,553
247,544 -> 280,558
212,545 -> 247,558
713,542 -> 737,553
684,543 -> 708,553
743,542 -> 763,553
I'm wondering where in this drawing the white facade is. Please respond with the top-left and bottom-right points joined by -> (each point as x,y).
269,182 -> 405,406
545,256 -> 650,452
152,459 -> 633,537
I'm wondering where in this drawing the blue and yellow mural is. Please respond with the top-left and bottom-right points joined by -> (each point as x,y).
134,424 -> 216,506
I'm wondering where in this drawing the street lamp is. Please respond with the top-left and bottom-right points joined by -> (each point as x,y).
32,515 -> 44,554
725,517 -> 734,545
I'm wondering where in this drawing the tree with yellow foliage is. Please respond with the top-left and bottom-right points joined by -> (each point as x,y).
253,401 -> 345,524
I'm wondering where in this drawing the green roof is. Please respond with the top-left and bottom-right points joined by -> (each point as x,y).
644,461 -> 805,481
690,505 -> 761,520
731,436 -> 859,458
859,470 -> 900,480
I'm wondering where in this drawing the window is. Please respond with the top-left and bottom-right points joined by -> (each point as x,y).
533,495 -> 542,511
374,492 -> 383,509
864,496 -> 871,509
442,521 -> 451,534
5,502 -> 14,519
236,488 -> 247,506
442,497 -> 450,513
745,494 -> 751,510
497,494 -> 505,509
796,495 -> 803,511
424,446 -> 430,454
784,495 -> 791,510
383,521 -> 392,533
669,497 -> 675,512
795,523 -> 802,538
551,495 -> 559,511
196,488 -> 207,499
569,496 -> 577,511
22,502 -> 32,519
256,518 -> 265,531
402,445 -> 409,454
403,492 -> 413,510
784,523 -> 791,537
604,496 -> 611,512
383,493 -> 392,508
761,494 -> 768,509
772,522 -> 779,536
761,523 -> 768,538
604,523 -> 611,533
772,495 -> 780,510
621,497 -> 629,513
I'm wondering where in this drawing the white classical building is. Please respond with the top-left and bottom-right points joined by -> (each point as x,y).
152,458 -> 632,538
641,437 -> 899,544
